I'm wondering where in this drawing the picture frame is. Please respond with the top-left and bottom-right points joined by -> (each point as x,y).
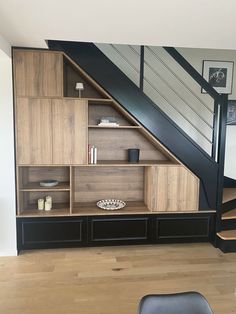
201,60 -> 234,94
227,100 -> 236,125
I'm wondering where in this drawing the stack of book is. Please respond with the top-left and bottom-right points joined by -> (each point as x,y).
88,145 -> 97,164
98,116 -> 119,127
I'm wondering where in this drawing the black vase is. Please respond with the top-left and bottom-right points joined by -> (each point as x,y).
128,148 -> 140,163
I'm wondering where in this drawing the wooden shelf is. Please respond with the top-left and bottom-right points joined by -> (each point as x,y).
18,203 -> 70,217
71,202 -> 214,216
87,160 -> 178,166
72,201 -> 151,216
88,125 -> 141,129
20,182 -> 70,192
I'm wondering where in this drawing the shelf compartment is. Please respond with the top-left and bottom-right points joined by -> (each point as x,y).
18,191 -> 70,216
89,103 -> 138,126
72,201 -> 150,216
18,166 -> 70,190
63,57 -> 109,99
88,128 -> 169,161
72,166 -> 144,204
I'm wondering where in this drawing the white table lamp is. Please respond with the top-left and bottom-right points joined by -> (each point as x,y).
75,82 -> 84,98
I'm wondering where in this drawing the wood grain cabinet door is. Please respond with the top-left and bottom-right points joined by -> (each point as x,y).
52,99 -> 88,164
16,98 -> 53,164
145,166 -> 199,212
13,50 -> 63,97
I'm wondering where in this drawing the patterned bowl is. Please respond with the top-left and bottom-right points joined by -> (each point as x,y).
96,199 -> 126,211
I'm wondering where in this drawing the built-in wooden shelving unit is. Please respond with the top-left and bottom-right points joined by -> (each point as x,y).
13,48 -> 215,251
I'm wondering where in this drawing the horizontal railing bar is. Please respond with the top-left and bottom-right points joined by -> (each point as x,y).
143,77 -> 213,144
146,46 -> 214,114
163,47 -> 220,101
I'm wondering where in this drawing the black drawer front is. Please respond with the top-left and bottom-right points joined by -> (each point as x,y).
17,217 -> 86,250
89,216 -> 151,245
156,216 -> 211,242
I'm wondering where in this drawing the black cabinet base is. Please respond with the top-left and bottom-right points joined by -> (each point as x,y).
17,216 -> 87,250
17,213 -> 215,251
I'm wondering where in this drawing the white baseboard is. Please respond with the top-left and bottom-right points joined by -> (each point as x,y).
0,249 -> 18,257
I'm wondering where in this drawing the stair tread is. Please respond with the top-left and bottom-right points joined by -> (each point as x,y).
222,208 -> 236,220
217,230 -> 236,240
223,188 -> 236,203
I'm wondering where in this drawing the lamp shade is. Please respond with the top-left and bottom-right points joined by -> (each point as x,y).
75,82 -> 84,90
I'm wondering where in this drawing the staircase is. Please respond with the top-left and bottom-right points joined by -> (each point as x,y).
47,40 -> 234,252
217,181 -> 236,251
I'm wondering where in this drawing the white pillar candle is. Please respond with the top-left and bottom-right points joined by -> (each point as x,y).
46,195 -> 52,206
45,201 -> 52,211
38,199 -> 44,210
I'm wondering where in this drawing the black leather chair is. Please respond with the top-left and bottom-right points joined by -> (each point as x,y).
138,292 -> 213,314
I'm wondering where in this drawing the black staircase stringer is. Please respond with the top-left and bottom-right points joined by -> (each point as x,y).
47,40 -> 219,209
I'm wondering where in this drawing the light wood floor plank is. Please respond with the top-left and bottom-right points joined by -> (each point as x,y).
0,243 -> 236,314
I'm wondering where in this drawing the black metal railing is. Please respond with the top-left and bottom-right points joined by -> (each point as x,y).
107,44 -> 214,157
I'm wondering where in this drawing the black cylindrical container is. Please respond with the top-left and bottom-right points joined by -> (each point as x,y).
128,148 -> 140,163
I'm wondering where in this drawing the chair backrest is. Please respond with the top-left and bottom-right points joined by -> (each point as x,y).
138,292 -> 213,314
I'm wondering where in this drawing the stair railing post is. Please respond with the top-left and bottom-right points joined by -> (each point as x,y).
211,100 -> 219,161
215,94 -> 228,233
139,46 -> 144,91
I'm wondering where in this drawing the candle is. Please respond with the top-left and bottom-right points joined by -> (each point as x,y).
45,201 -> 52,211
46,195 -> 52,206
38,199 -> 44,210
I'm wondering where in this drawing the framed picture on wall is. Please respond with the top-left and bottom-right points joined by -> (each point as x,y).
227,100 -> 236,125
202,60 -> 234,94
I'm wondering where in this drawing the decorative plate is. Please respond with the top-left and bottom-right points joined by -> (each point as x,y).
96,199 -> 126,211
40,180 -> 59,187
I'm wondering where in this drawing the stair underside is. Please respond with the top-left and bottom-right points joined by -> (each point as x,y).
217,230 -> 236,240
222,209 -> 236,220
223,188 -> 236,203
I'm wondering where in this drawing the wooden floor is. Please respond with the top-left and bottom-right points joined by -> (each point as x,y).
0,243 -> 236,314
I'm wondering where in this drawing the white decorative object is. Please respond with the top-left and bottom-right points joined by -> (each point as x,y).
46,195 -> 52,206
45,201 -> 52,211
94,147 -> 97,164
40,180 -> 58,187
75,82 -> 84,98
97,199 -> 126,211
37,199 -> 44,210
98,116 -> 119,127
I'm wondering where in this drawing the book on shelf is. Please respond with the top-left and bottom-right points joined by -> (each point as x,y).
98,116 -> 119,127
88,145 -> 97,164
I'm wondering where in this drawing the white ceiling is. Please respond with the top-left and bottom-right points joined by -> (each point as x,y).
1,0 -> 236,50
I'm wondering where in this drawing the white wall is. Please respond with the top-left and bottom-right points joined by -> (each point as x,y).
1,0 -> 236,50
0,35 -> 17,256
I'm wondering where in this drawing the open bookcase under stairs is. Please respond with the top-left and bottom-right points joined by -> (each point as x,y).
17,166 -> 72,216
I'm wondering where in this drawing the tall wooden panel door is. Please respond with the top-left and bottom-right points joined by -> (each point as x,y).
145,166 -> 199,212
13,50 -> 63,97
16,98 -> 52,164
52,99 -> 88,164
